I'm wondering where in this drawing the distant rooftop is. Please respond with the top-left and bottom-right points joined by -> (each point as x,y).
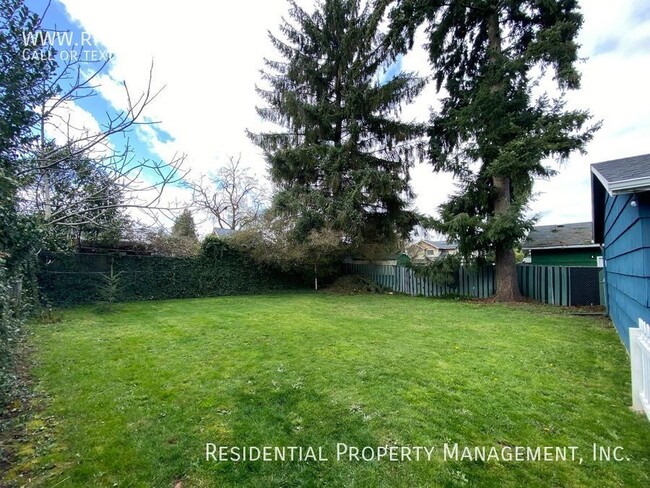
213,228 -> 235,237
591,153 -> 650,195
523,222 -> 597,250
422,240 -> 458,251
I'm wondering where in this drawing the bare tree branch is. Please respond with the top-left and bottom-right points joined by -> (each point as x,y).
185,155 -> 268,231
14,36 -> 190,234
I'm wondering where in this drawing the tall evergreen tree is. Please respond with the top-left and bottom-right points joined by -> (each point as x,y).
0,0 -> 55,171
386,0 -> 599,300
249,0 -> 426,248
1,0 -> 55,272
172,209 -> 198,240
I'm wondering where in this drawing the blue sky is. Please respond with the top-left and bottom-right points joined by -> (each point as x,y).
23,0 -> 650,234
380,56 -> 403,84
25,0 -> 170,182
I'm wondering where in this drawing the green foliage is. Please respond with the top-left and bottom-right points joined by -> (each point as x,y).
200,234 -> 236,259
171,209 -> 198,240
229,214 -> 346,287
38,239 -> 303,307
0,260 -> 20,408
250,0 -> 426,247
20,143 -> 132,249
409,253 -> 462,286
514,247 -> 525,263
0,187 -> 43,273
0,0 -> 56,167
0,0 -> 51,273
0,0 -> 56,408
150,210 -> 200,257
98,262 -> 123,311
387,1 -> 600,297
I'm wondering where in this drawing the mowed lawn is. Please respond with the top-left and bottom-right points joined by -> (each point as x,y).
7,294 -> 650,487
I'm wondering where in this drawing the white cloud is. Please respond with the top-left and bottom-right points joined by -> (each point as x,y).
59,0 -> 290,180
529,0 -> 650,225
42,97 -> 139,184
56,0 -> 650,231
43,97 -> 102,146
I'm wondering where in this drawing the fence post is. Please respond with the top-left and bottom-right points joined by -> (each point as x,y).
10,275 -> 22,308
599,268 -> 607,310
630,325 -> 643,413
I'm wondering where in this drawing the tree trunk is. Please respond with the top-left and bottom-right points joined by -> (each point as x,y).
492,176 -> 523,301
40,101 -> 51,220
494,245 -> 521,301
334,63 -> 342,147
487,10 -> 522,302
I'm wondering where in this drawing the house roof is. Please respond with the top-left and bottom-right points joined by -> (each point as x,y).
523,222 -> 597,250
421,240 -> 458,251
213,228 -> 235,237
591,153 -> 650,195
591,153 -> 650,244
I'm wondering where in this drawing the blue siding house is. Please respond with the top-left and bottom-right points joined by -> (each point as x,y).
591,154 -> 650,350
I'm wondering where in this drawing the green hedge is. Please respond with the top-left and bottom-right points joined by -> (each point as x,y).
1,262 -> 20,407
38,239 -> 305,306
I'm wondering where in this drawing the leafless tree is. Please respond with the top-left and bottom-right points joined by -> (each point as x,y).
187,155 -> 267,230
15,12 -> 187,234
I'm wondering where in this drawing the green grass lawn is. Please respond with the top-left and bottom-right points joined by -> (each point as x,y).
5,294 -> 650,487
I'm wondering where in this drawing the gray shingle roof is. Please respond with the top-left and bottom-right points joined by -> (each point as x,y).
523,222 -> 597,249
591,153 -> 650,194
423,240 -> 458,250
213,228 -> 235,237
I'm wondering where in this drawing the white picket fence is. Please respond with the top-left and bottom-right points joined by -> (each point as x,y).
631,318 -> 650,421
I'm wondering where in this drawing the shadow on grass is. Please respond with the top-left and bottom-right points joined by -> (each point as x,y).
201,382 -> 385,486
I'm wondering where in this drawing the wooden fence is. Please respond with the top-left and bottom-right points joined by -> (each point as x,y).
518,265 -> 602,306
346,263 -> 602,306
346,263 -> 494,298
631,318 -> 650,422
518,264 -> 570,305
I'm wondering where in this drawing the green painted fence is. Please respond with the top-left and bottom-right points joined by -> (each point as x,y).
517,264 -> 570,305
346,263 -> 602,306
346,263 -> 495,298
517,265 -> 603,306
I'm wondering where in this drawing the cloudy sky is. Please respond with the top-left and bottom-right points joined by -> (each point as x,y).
28,0 -> 650,234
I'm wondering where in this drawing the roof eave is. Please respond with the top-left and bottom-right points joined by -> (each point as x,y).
523,244 -> 601,251
591,167 -> 650,196
610,178 -> 650,195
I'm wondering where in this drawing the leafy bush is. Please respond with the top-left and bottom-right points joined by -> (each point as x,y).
0,261 -> 24,409
228,216 -> 346,288
409,254 -> 462,285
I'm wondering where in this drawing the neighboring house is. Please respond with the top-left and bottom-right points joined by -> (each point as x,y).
407,240 -> 458,263
591,153 -> 650,349
408,224 -> 436,243
213,228 -> 235,238
522,222 -> 601,266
